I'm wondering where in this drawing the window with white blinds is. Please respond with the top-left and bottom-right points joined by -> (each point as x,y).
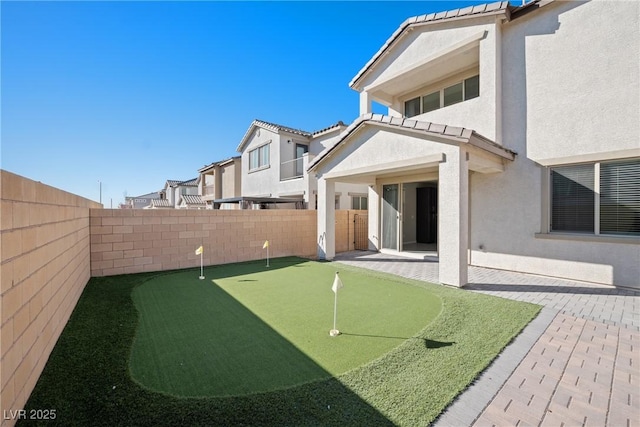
550,159 -> 639,236
600,160 -> 640,235
551,164 -> 594,232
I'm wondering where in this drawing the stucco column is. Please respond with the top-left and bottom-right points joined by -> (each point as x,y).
214,165 -> 222,199
317,176 -> 336,260
438,150 -> 469,287
359,92 -> 372,115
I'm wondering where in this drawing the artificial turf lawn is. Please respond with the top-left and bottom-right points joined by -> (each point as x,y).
20,257 -> 541,426
129,258 -> 441,397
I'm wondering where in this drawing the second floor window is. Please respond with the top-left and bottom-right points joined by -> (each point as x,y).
249,144 -> 270,171
404,75 -> 480,118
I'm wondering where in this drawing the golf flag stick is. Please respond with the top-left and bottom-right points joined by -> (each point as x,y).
330,272 -> 343,337
263,240 -> 270,267
195,245 -> 204,279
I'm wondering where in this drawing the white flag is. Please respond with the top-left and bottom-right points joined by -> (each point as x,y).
263,240 -> 269,249
195,245 -> 203,255
331,273 -> 343,294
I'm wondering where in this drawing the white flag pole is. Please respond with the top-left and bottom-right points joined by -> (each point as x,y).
330,272 -> 342,337
267,244 -> 270,268
199,251 -> 204,280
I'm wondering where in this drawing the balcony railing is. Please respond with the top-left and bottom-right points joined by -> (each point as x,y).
280,157 -> 305,181
203,185 -> 215,196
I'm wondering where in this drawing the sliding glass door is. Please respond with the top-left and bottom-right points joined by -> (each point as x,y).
382,184 -> 400,249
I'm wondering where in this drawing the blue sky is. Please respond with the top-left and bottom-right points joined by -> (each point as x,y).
2,1 -> 488,206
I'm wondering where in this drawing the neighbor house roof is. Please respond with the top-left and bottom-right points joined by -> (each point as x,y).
147,199 -> 173,208
179,195 -> 205,206
350,1 -> 513,90
236,119 -> 312,152
198,156 -> 241,173
307,113 -> 516,172
311,121 -> 347,137
175,178 -> 198,187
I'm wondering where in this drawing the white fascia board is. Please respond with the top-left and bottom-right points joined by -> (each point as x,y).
323,153 -> 445,181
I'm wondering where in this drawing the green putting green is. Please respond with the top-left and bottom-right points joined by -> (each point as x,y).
129,258 -> 441,397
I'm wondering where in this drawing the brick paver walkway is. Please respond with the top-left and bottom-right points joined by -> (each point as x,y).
334,251 -> 640,427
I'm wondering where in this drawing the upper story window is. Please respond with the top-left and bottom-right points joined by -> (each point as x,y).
249,143 -> 270,171
550,159 -> 639,236
404,75 -> 479,118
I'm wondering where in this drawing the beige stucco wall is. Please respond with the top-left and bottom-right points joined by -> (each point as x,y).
220,159 -> 241,199
1,170 -> 101,426
516,0 -> 640,164
469,0 -> 640,288
359,19 -> 500,142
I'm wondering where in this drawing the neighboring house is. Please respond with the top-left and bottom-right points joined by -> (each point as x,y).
177,194 -> 206,210
309,0 -> 639,288
237,119 -> 369,210
144,199 -> 173,209
123,191 -> 162,209
162,178 -> 199,209
197,156 -> 242,209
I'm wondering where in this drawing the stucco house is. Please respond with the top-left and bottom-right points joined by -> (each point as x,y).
197,156 -> 242,209
160,178 -> 199,209
123,191 -> 162,209
237,119 -> 369,210
310,0 -> 639,288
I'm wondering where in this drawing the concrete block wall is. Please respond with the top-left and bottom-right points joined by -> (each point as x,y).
0,170 -> 101,426
90,209 -> 319,276
90,209 -> 369,277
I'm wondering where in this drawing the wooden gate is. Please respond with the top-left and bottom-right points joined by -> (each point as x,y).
353,214 -> 368,250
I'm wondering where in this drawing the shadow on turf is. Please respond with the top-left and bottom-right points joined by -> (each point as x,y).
341,332 -> 454,349
22,265 -> 397,426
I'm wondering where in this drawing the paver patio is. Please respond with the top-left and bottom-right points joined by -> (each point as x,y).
334,251 -> 640,427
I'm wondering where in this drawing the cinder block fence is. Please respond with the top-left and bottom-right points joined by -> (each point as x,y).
1,171 -> 101,426
1,169 -> 366,426
89,209 -> 317,276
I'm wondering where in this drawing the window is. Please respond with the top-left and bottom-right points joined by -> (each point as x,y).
600,160 -> 640,235
464,75 -> 480,100
404,97 -> 421,118
551,164 -> 594,232
404,75 -> 480,117
550,159 -> 639,236
351,196 -> 368,210
443,82 -> 463,107
422,92 -> 440,114
249,144 -> 270,171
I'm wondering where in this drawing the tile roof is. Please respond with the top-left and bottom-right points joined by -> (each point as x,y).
236,119 -> 312,152
148,199 -> 173,208
180,195 -> 206,206
198,156 -> 241,173
176,178 -> 198,187
349,1 -> 511,89
254,119 -> 312,137
312,121 -> 347,136
307,113 -> 516,172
